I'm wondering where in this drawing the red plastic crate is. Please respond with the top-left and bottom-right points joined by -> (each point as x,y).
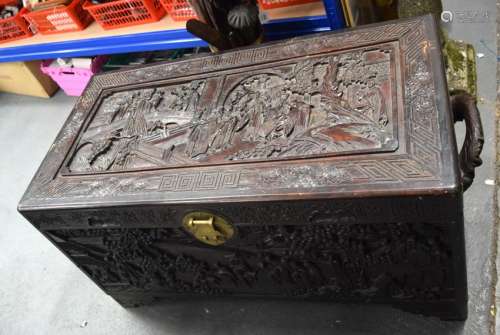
23,0 -> 93,35
258,0 -> 320,10
83,0 -> 165,30
159,0 -> 195,21
0,5 -> 32,44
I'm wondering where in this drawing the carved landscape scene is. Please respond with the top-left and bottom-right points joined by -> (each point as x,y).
67,47 -> 398,174
47,221 -> 452,301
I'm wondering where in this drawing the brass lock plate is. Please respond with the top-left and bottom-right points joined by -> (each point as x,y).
182,211 -> 234,246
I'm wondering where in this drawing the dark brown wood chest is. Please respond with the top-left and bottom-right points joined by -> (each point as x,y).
18,15 -> 484,320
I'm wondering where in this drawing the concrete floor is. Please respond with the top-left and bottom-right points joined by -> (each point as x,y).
0,1 -> 497,334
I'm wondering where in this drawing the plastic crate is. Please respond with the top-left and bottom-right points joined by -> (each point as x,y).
23,0 -> 93,35
0,5 -> 32,44
159,0 -> 195,21
40,56 -> 108,96
258,0 -> 320,10
83,0 -> 165,30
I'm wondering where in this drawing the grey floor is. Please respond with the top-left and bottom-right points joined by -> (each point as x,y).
0,1 -> 498,334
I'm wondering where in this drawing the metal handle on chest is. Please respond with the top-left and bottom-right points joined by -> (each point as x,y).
451,90 -> 484,191
182,211 -> 234,246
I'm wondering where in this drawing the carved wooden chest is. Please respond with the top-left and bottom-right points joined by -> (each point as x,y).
19,15 -> 483,320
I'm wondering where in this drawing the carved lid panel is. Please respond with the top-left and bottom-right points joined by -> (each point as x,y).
19,15 -> 458,210
65,45 -> 399,175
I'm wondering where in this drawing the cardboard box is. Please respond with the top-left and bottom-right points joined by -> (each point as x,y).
0,61 -> 59,98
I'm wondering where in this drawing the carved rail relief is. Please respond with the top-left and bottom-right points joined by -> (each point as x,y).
66,45 -> 398,174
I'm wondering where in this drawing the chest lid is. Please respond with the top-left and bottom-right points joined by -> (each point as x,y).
19,15 -> 459,211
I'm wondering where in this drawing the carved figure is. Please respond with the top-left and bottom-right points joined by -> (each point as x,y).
187,0 -> 262,50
